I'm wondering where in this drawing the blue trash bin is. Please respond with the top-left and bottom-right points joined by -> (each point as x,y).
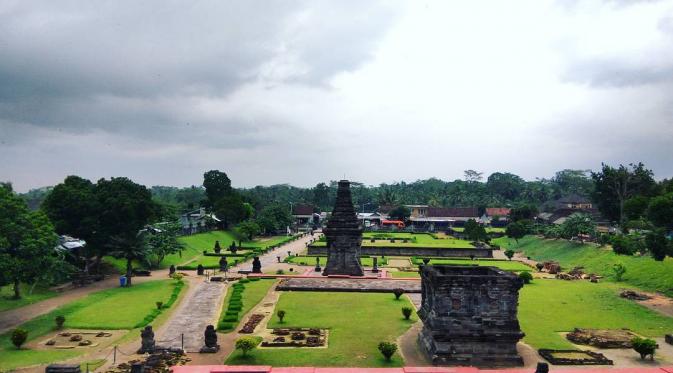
119,275 -> 127,287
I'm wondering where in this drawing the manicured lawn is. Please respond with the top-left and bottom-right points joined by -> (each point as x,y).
494,236 -> 673,297
312,232 -> 474,249
285,256 -> 388,267
519,279 -> 673,349
0,280 -> 181,371
0,284 -> 57,312
217,279 -> 275,331
389,271 -> 421,278
410,258 -> 532,272
226,292 -> 417,367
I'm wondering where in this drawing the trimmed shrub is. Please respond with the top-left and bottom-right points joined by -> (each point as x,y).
239,278 -> 250,284
55,315 -> 66,330
401,307 -> 413,320
632,337 -> 658,360
11,329 -> 28,349
235,336 -> 260,356
393,288 -> 404,300
223,315 -> 238,322
218,322 -> 234,330
378,341 -> 398,361
277,310 -> 286,323
519,271 -> 533,284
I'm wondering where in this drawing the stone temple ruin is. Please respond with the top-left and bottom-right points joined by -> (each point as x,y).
418,265 -> 525,367
322,180 -> 364,276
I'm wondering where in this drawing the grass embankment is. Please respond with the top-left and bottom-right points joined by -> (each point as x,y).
217,278 -> 275,331
519,279 -> 673,349
451,227 -> 505,233
0,285 -> 57,313
225,292 -> 416,367
493,236 -> 673,297
0,280 -> 182,372
285,256 -> 388,267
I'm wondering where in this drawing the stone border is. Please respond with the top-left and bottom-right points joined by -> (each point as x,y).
538,349 -> 614,365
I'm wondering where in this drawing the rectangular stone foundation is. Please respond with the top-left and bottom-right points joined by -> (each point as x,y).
418,265 -> 524,368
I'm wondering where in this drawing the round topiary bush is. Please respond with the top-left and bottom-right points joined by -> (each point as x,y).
401,307 -> 413,320
519,271 -> 533,284
55,315 -> 66,330
11,328 -> 28,349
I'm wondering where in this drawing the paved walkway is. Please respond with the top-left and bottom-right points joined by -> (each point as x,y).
158,281 -> 227,352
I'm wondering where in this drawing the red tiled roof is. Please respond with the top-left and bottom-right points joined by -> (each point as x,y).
486,208 -> 511,217
426,207 -> 479,218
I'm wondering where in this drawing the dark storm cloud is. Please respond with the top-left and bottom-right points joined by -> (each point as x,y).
0,1 -> 398,136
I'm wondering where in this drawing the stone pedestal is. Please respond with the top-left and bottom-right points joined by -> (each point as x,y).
322,180 -> 364,276
252,257 -> 262,273
418,265 -> 524,367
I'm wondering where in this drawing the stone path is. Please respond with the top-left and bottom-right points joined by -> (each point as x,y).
276,277 -> 421,293
389,258 -> 412,268
157,281 -> 226,352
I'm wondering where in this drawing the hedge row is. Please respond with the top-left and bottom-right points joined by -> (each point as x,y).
216,278 -> 261,331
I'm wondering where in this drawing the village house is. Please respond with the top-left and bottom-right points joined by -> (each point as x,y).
179,207 -> 221,235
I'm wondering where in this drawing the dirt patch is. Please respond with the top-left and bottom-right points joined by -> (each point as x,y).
636,292 -> 673,318
566,328 -> 639,348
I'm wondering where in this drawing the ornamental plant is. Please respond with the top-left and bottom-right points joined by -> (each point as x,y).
378,341 -> 398,361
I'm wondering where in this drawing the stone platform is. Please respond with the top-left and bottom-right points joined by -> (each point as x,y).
275,277 -> 421,293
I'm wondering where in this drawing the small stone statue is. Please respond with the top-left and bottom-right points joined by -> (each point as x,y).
372,257 -> 379,273
535,362 -> 549,373
169,265 -> 176,276
197,264 -> 205,275
252,256 -> 262,273
422,258 -> 430,265
199,324 -> 220,353
219,257 -> 228,272
277,256 -> 281,263
214,240 -> 221,253
137,326 -> 155,354
314,257 -> 321,272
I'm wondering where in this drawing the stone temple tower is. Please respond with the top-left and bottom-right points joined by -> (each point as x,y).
322,180 -> 364,276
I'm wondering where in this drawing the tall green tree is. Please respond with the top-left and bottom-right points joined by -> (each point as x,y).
486,172 -> 525,200
96,178 -> 158,286
645,229 -> 670,261
463,219 -> 488,242
646,193 -> 673,229
42,176 -> 101,271
0,185 -> 63,299
203,170 -> 232,208
505,221 -> 527,245
559,213 -> 595,241
591,163 -> 656,226
257,203 -> 293,234
388,206 -> 411,222
145,223 -> 183,268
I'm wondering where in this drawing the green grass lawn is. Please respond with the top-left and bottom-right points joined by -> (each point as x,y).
103,231 -> 294,273
226,292 -> 417,367
0,284 -> 57,312
312,233 -> 474,249
285,256 -> 388,267
389,271 -> 421,278
217,279 -> 275,331
519,279 -> 673,349
0,279 -> 180,371
494,235 -> 673,297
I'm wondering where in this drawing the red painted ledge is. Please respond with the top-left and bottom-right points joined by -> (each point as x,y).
171,366 -> 673,373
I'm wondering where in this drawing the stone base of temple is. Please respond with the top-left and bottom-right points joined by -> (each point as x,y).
419,328 -> 524,368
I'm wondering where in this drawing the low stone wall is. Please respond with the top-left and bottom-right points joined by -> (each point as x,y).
307,245 -> 493,258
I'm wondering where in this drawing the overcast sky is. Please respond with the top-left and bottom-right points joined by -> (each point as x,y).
2,0 -> 673,192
